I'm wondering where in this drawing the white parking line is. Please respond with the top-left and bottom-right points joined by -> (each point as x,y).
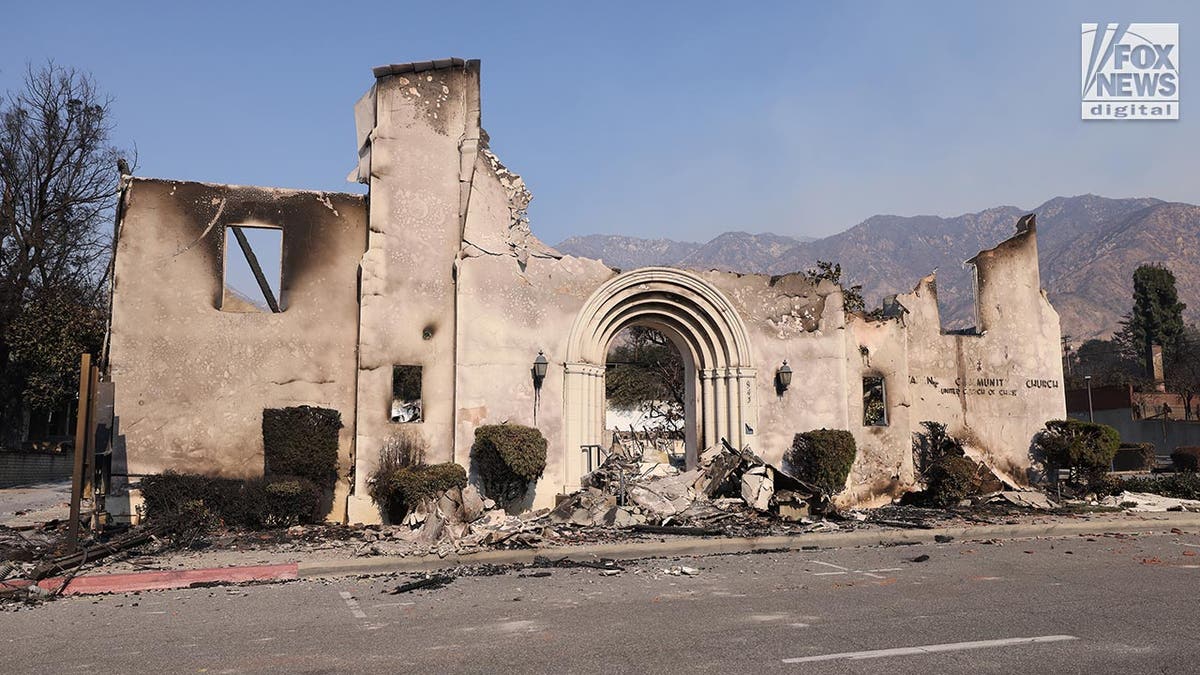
339,591 -> 368,619
782,635 -> 1078,663
808,560 -> 900,580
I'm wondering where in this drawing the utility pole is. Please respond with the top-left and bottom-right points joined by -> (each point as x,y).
1084,375 -> 1094,423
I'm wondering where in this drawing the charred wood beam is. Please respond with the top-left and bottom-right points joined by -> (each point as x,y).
230,226 -> 281,313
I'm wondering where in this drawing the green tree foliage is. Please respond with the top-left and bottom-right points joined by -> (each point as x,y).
804,260 -> 865,313
5,284 -> 104,412
1166,327 -> 1200,420
0,64 -> 126,442
605,326 -> 685,436
1116,264 -> 1187,373
1064,337 -> 1140,388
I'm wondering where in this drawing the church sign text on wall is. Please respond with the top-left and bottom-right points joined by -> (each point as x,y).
908,375 -> 1061,397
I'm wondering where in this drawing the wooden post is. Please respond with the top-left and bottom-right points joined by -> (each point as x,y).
67,353 -> 92,554
83,364 -> 99,500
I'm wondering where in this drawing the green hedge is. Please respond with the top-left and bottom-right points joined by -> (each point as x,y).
1114,443 -> 1157,471
471,424 -> 548,507
1120,473 -> 1200,500
784,429 -> 856,496
1171,447 -> 1200,472
262,406 -> 342,488
140,471 -> 322,532
369,462 -> 467,522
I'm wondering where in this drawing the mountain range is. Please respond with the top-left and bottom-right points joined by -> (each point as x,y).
555,195 -> 1200,343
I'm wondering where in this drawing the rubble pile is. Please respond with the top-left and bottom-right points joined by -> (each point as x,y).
331,440 -> 838,559
547,440 -> 825,531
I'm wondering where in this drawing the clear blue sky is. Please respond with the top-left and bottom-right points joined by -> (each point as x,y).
2,1 -> 1196,244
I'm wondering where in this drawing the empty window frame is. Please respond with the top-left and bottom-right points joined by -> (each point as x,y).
221,225 -> 283,313
391,365 -> 423,423
863,376 -> 887,426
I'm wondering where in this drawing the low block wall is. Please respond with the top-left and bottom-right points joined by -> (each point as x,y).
0,451 -> 74,487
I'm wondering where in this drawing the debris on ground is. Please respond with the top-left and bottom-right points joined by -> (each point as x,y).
1100,491 -> 1200,513
389,573 -> 455,594
533,555 -> 624,572
0,436 -> 1087,605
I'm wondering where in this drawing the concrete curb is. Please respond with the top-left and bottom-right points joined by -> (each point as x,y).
35,563 -> 299,596
295,512 -> 1200,578
9,513 -> 1199,596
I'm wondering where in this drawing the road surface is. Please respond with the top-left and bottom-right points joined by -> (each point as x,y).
3,527 -> 1198,673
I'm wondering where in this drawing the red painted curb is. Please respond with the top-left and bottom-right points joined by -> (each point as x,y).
31,563 -> 299,596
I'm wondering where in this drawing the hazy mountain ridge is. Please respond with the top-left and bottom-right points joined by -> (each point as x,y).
555,195 -> 1197,342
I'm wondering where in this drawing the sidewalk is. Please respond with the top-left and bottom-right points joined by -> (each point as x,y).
0,481 -> 72,529
12,510 -> 1200,596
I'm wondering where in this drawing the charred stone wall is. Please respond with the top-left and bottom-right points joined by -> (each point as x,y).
107,59 -> 1067,523
107,178 -> 366,520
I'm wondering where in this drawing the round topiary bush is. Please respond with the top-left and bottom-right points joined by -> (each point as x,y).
1034,419 -> 1120,475
784,429 -> 857,496
924,455 -> 979,507
1171,446 -> 1200,472
471,424 -> 548,507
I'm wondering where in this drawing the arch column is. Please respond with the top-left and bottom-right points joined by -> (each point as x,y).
700,370 -> 717,449
563,362 -> 604,491
725,367 -> 742,450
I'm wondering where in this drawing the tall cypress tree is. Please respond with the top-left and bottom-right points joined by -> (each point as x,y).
1116,264 -> 1187,373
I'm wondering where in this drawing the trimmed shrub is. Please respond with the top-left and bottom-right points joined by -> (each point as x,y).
1171,446 -> 1200,472
255,477 -> 323,527
1113,443 -> 1157,472
924,455 -> 979,507
262,406 -> 343,488
471,424 -> 548,507
784,429 -> 857,496
1034,419 -> 1120,477
140,471 -> 321,533
370,463 -> 468,522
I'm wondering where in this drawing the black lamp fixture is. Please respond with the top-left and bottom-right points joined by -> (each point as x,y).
533,350 -> 549,386
775,360 -> 793,394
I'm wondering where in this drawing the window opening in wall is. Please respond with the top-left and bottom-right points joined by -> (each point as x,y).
222,225 -> 283,313
391,365 -> 423,423
863,376 -> 887,426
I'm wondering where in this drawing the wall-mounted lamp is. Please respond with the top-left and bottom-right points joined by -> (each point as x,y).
775,360 -> 793,395
532,350 -> 549,425
533,350 -> 549,386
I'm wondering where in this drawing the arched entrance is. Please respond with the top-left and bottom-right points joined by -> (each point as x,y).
563,268 -> 756,491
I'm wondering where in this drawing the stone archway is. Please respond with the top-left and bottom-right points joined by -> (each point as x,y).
563,268 -> 756,491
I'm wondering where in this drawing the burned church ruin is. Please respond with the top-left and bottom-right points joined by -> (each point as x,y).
105,59 -> 1066,523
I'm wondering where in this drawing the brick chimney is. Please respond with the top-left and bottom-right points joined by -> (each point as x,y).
1150,343 -> 1167,393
